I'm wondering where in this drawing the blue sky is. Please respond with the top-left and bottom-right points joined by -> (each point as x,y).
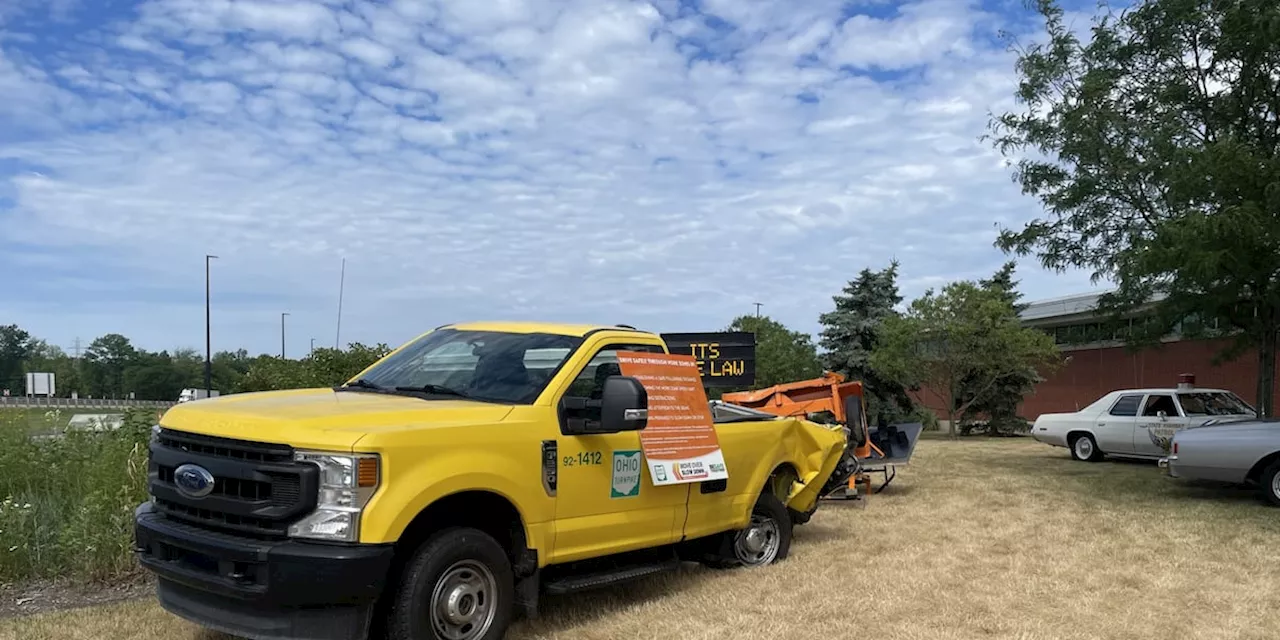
0,0 -> 1104,356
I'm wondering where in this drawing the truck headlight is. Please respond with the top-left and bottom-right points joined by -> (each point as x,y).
288,451 -> 380,542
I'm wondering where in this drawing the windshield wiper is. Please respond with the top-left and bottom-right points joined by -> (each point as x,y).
335,378 -> 385,392
394,384 -> 473,400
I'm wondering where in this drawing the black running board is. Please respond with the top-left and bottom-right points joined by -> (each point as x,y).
542,560 -> 680,595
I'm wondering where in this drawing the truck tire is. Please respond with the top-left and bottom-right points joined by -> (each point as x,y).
1258,460 -> 1280,507
387,527 -> 514,640
703,491 -> 793,569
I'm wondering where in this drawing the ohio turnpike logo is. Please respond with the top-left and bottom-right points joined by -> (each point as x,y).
611,450 -> 643,498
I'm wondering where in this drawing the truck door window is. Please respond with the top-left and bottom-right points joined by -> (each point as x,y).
564,344 -> 665,400
1141,394 -> 1178,417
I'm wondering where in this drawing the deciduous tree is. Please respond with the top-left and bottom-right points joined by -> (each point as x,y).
83,334 -> 138,398
0,325 -> 33,394
954,262 -> 1044,434
724,315 -> 824,389
237,342 -> 392,392
870,281 -> 1061,438
989,0 -> 1280,415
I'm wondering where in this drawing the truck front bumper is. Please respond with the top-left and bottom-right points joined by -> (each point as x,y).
133,502 -> 395,640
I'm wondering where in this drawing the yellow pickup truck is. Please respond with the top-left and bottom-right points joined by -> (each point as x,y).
133,322 -> 847,640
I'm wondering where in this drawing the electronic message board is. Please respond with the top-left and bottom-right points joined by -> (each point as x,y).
659,331 -> 756,388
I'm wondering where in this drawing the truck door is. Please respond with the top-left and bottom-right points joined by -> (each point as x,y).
548,343 -> 689,564
1133,393 -> 1187,456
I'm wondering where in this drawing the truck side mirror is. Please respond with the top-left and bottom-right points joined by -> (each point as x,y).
558,376 -> 648,435
600,376 -> 648,433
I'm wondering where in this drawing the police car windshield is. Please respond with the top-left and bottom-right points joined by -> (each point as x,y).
349,329 -> 583,404
1177,392 -> 1256,417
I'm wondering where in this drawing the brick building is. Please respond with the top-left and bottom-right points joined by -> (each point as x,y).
907,291 -> 1278,421
1013,292 -> 1278,419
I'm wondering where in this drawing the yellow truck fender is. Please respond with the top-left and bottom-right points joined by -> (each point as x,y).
358,450 -> 555,561
701,418 -> 842,534
771,418 -> 848,516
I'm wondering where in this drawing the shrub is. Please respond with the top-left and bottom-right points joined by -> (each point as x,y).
908,403 -> 941,431
0,409 -> 152,582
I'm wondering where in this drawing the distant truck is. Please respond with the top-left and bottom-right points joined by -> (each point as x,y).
134,322 -> 848,640
177,388 -> 220,403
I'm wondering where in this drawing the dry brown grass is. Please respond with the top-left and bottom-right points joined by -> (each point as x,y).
5,437 -> 1280,640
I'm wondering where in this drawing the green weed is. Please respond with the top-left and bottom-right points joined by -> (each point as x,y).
0,410 -> 152,582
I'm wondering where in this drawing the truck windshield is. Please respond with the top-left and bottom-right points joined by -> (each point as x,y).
348,329 -> 583,404
1177,392 -> 1256,417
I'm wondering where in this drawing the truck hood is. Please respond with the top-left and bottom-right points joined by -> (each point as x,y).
160,388 -> 515,451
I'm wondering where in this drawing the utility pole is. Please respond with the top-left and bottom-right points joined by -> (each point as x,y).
754,302 -> 763,318
280,312 -> 290,359
205,255 -> 218,394
335,257 -> 346,349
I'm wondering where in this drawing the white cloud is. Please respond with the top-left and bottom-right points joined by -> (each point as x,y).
176,79 -> 242,114
827,0 -> 987,70
228,0 -> 340,41
0,0 -> 1105,355
339,37 -> 395,68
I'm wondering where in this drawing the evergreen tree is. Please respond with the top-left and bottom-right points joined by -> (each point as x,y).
817,261 -> 914,426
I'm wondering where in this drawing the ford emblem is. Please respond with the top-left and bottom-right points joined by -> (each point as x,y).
174,463 -> 216,498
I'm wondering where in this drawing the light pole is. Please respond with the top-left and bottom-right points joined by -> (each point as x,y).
205,255 -> 218,394
280,312 -> 290,359
754,302 -> 763,318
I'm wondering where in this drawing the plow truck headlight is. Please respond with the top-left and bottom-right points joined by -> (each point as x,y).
288,451 -> 380,542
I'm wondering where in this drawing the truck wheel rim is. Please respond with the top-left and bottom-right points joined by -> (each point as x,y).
1272,474 -> 1280,500
734,514 -> 780,565
1075,438 -> 1093,459
430,560 -> 497,640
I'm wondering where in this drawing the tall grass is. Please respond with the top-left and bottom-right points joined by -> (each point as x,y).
0,409 -> 153,582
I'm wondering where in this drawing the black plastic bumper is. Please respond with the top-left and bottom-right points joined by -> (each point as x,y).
134,502 -> 394,640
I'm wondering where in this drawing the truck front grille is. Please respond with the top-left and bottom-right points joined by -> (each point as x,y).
154,498 -> 287,538
156,429 -> 294,464
148,428 -> 318,540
